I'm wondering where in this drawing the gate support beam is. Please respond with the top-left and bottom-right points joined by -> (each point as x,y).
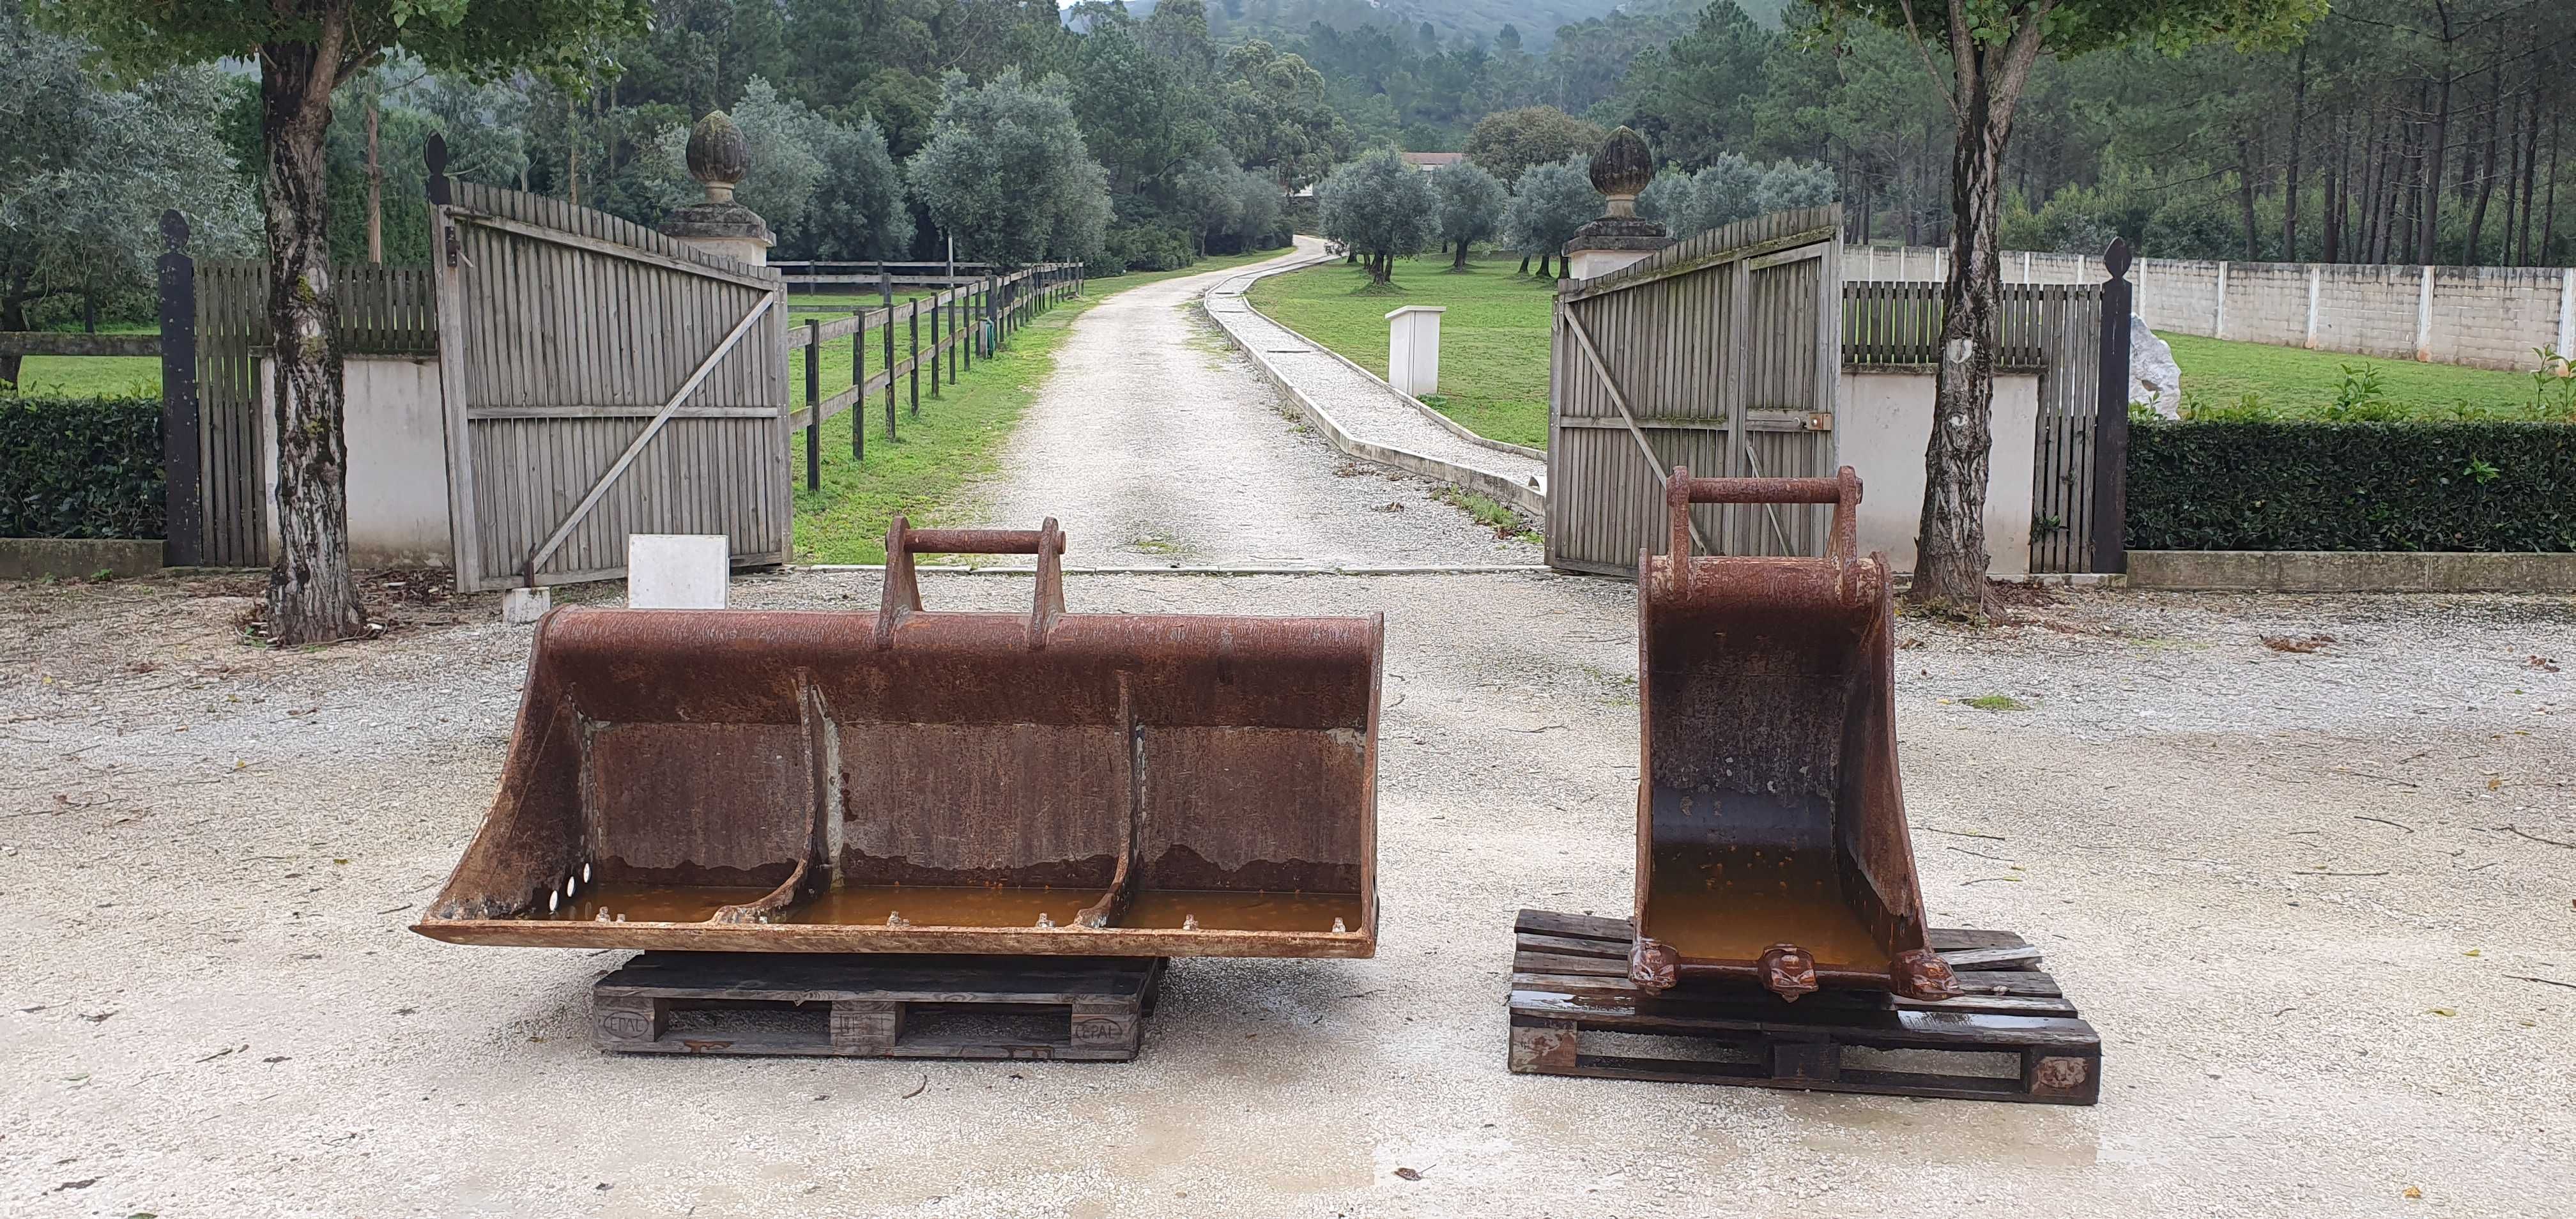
1561,307 -> 1712,556
521,293 -> 778,583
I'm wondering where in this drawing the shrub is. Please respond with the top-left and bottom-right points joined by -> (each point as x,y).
1092,224 -> 1195,276
2127,419 -> 2576,552
1,391 -> 164,540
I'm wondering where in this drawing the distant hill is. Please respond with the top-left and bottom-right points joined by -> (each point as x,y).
1080,0 -> 1792,50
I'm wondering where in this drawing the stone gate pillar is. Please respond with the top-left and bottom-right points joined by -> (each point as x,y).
1564,126 -> 1671,281
659,111 -> 774,266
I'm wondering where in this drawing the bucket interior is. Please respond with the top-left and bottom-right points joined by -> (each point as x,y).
1638,559 -> 1912,972
428,608 -> 1376,940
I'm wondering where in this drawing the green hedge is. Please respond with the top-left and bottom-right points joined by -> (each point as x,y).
1,392 -> 164,540
2128,419 -> 2576,552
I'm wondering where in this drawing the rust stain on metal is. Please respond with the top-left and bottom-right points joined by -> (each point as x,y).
415,516 -> 1382,959
1632,468 -> 1960,1002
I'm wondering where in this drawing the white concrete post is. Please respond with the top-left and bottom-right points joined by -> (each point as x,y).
2416,265 -> 2434,362
627,534 -> 730,608
2214,261 -> 2228,338
2560,268 -> 2575,356
2318,263 -> 2339,348
1384,305 -> 1446,397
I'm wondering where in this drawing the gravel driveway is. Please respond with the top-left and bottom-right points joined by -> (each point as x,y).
968,245 -> 1540,569
3,571 -> 2570,1218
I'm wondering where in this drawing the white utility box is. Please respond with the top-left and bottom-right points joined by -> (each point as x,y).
1384,305 -> 1446,397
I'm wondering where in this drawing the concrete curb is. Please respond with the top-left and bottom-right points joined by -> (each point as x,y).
1202,254 -> 1549,519
0,537 -> 166,580
2127,549 -> 2576,593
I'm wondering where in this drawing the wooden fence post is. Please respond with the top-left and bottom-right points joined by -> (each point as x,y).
882,300 -> 897,441
865,307 -> 875,464
908,300 -> 920,416
804,318 -> 820,491
2091,238 -> 2133,575
928,288 -> 941,398
157,209 -> 202,567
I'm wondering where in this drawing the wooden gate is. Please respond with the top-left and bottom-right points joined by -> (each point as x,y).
1547,206 -> 1843,577
429,171 -> 789,593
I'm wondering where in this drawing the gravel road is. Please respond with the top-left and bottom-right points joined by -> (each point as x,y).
969,241 -> 1541,568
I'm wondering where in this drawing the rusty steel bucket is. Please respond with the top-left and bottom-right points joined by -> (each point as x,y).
1627,469 -> 1958,1002
413,516 -> 1381,958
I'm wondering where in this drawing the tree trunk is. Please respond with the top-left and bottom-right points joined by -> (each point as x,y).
1910,34 -> 2027,618
1516,254 -> 1530,275
0,287 -> 28,386
2466,59 -> 2500,263
2517,84 -> 2540,265
2283,47 -> 2305,262
1453,238 -> 1469,270
2237,132 -> 2262,259
261,36 -> 368,645
365,98 -> 383,264
2419,75 -> 2450,263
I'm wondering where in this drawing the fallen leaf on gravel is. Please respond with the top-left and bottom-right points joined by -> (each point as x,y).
2487,777 -> 2503,791
2529,656 -> 2561,672
2428,1008 -> 2456,1017
2404,1186 -> 2423,1200
2262,634 -> 2335,654
1395,1168 -> 1423,1181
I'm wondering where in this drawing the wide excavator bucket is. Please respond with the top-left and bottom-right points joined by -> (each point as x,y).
1628,469 -> 1958,1002
414,517 -> 1381,958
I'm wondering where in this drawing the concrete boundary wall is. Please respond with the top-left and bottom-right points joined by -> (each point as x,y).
1850,245 -> 2576,372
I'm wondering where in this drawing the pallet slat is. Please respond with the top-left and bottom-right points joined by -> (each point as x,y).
1505,908 -> 2099,1104
594,951 -> 1163,1061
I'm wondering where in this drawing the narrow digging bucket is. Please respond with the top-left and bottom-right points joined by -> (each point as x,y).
1628,469 -> 1957,1002
414,517 -> 1381,958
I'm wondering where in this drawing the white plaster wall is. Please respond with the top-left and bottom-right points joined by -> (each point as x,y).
1833,370 -> 2037,577
263,354 -> 452,568
1850,245 -> 2576,371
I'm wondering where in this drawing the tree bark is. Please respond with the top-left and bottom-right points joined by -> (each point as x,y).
2283,47 -> 2305,262
2419,72 -> 2450,263
2237,132 -> 2262,260
1453,238 -> 1470,270
261,33 -> 368,645
365,98 -> 383,264
1908,6 -> 2048,618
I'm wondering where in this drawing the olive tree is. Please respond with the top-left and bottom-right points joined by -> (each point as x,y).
1431,162 -> 1508,270
1317,149 -> 1437,284
1818,0 -> 2324,615
1500,159 -> 1599,279
1683,153 -> 1763,235
36,0 -> 649,645
907,70 -> 1113,268
1,12 -> 256,384
1754,159 -> 1839,214
1635,171 -> 1697,233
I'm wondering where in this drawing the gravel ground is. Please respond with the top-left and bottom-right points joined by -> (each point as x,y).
968,241 -> 1540,569
3,571 -> 2571,1219
4,254 -> 2572,1216
1204,238 -> 1547,503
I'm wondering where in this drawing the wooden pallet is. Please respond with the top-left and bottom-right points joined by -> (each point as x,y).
1507,910 -> 2100,1104
593,952 -> 1165,1061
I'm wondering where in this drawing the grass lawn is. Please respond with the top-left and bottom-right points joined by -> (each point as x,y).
9,355 -> 160,397
2161,332 -> 2570,421
1246,252 -> 1556,449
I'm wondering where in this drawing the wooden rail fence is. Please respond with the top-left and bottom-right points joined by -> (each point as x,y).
785,261 -> 1084,490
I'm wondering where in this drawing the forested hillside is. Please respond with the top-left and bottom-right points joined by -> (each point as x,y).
10,0 -> 2576,340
